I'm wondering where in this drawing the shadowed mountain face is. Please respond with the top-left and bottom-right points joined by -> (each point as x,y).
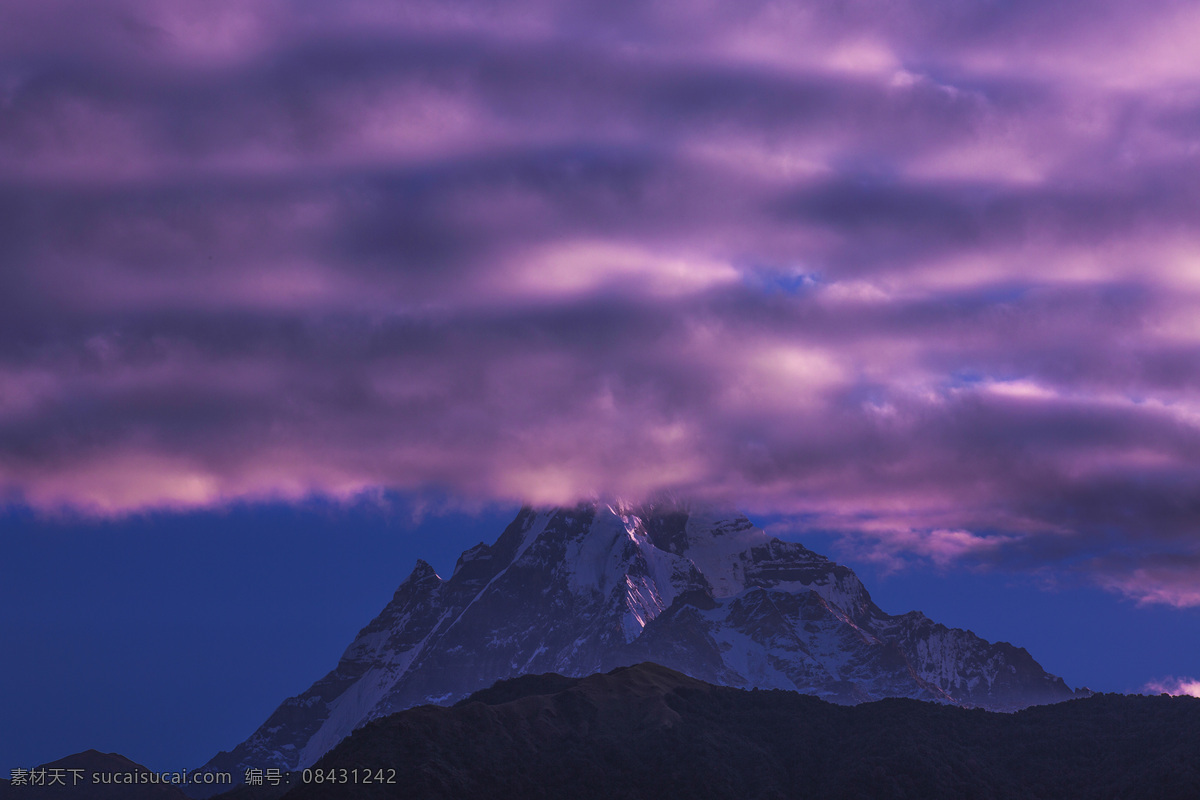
228,663 -> 1200,800
198,504 -> 1080,784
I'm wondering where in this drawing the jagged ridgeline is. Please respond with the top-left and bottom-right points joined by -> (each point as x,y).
197,503 -> 1081,787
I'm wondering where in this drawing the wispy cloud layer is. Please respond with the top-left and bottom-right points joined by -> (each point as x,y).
2,1 -> 1199,604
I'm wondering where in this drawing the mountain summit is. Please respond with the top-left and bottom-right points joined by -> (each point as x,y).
198,503 -> 1077,781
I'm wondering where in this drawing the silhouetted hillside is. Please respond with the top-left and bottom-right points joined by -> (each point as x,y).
246,662 -> 1200,800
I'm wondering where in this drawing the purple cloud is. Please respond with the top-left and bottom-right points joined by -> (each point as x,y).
2,0 -> 1199,605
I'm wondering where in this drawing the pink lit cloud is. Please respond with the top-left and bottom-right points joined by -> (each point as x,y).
1143,676 -> 1200,698
1094,556 -> 1200,609
2,0 -> 1200,606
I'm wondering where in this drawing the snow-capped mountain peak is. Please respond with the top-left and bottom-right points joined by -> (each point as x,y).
195,503 -> 1079,787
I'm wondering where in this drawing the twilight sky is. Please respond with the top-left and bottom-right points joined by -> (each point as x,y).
3,0 -> 1200,771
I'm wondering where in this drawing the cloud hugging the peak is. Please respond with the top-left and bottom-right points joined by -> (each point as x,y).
2,0 -> 1200,605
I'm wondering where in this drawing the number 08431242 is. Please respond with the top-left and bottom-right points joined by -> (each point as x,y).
301,767 -> 397,784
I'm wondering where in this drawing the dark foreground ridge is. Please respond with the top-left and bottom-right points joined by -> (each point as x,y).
213,662 -> 1199,800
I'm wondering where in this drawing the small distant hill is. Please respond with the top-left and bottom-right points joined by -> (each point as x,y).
0,750 -> 192,800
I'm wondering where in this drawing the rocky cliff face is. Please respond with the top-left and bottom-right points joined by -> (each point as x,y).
198,503 -> 1077,781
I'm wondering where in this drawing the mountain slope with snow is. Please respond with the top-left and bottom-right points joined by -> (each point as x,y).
196,503 -> 1079,785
